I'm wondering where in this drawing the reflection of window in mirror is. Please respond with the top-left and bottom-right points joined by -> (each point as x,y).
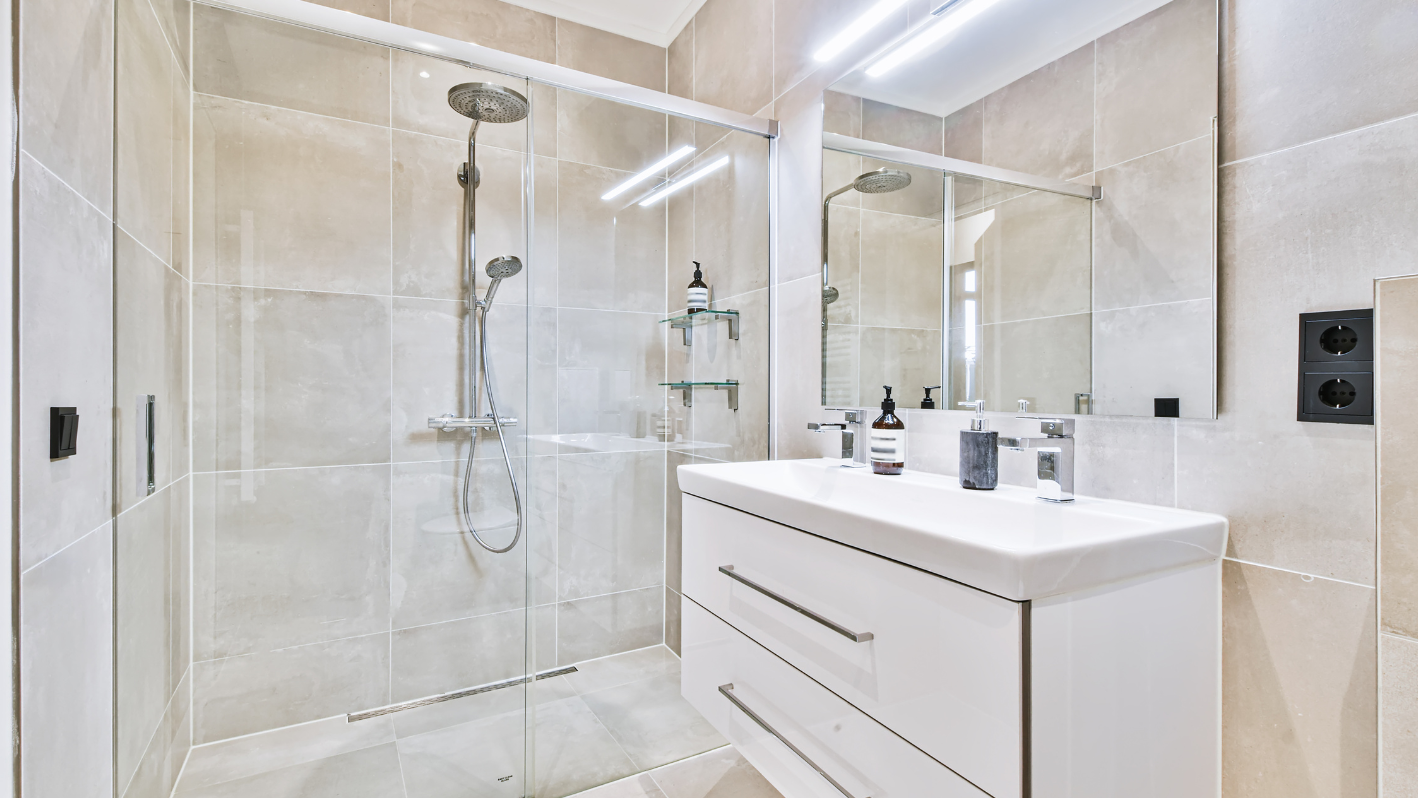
820,0 -> 1218,419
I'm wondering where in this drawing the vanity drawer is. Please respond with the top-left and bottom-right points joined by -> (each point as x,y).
682,598 -> 990,798
682,495 -> 1024,798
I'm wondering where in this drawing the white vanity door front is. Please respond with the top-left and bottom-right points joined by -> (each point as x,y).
682,598 -> 991,798
682,495 -> 1024,798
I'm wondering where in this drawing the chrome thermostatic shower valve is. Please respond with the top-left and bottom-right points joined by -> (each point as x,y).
428,413 -> 519,432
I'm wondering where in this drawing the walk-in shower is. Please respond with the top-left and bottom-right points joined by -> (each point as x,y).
426,82 -> 532,555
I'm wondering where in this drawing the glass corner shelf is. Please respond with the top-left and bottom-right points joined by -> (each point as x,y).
660,380 -> 739,411
660,309 -> 739,345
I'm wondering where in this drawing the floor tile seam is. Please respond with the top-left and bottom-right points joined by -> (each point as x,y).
639,744 -> 734,796
20,516 -> 111,577
1219,108 -> 1418,169
574,692 -> 646,776
180,735 -> 400,795
1223,555 -> 1375,589
19,149 -> 114,224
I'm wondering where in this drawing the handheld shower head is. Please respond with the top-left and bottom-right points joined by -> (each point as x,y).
448,83 -> 530,124
480,256 -> 523,308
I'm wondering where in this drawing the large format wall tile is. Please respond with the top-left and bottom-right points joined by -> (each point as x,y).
1379,276 -> 1418,639
116,482 -> 187,792
681,287 -> 770,463
977,189 -> 1092,325
193,285 -> 392,471
556,309 -> 667,435
558,162 -> 668,313
692,0 -> 772,115
117,0 -> 177,265
393,131 -> 526,302
557,451 -> 666,601
391,297 -> 470,463
982,44 -> 1094,180
306,0 -> 391,22
193,95 -> 392,294
1382,634 -> 1418,796
691,133 -> 772,304
555,19 -> 665,92
1094,0 -> 1216,169
21,524 -> 114,798
194,5 -> 390,125
193,466 -> 392,660
21,0 -> 114,215
1093,299 -> 1213,419
122,668 -> 190,798
858,210 -> 943,329
558,91 -> 669,174
115,230 -> 187,512
557,586 -> 664,665
391,459 -> 535,629
392,609 -> 527,701
392,0 -> 556,62
19,155 -> 114,570
1220,0 -> 1418,163
823,91 -> 862,139
1222,561 -> 1376,798
980,313 -> 1091,415
192,633 -> 391,744
862,98 -> 944,155
1093,136 -> 1215,311
859,326 -> 942,412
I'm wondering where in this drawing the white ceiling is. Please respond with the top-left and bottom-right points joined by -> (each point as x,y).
832,0 -> 1174,119
500,0 -> 707,47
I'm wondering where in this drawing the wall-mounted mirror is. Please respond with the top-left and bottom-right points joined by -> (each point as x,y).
821,0 -> 1218,418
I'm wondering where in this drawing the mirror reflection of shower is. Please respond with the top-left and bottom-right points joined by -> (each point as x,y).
820,168 -> 912,402
426,82 -> 530,554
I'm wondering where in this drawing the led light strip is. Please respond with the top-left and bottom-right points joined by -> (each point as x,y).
638,155 -> 730,207
866,0 -> 1004,77
602,145 -> 697,200
812,0 -> 909,62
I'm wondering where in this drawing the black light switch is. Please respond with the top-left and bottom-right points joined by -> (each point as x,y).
1298,309 -> 1373,425
50,407 -> 78,458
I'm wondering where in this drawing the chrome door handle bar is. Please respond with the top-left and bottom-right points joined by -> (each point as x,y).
719,684 -> 868,798
718,565 -> 873,642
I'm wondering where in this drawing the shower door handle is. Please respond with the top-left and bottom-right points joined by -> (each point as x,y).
718,684 -> 868,798
145,395 -> 156,496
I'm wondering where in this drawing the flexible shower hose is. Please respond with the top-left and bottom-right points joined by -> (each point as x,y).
460,302 -> 523,554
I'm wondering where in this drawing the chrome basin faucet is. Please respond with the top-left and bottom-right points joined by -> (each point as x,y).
999,418 -> 1075,502
809,408 -> 869,468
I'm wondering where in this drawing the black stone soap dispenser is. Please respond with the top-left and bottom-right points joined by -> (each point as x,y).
958,400 -> 998,490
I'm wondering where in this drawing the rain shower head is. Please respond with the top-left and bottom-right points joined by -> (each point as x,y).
448,83 -> 530,123
852,168 -> 912,194
485,256 -> 523,280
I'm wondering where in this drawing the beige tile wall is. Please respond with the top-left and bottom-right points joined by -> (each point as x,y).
1378,276 -> 1418,796
660,0 -> 1415,793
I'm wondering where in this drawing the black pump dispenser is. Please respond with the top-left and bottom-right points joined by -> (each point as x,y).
871,386 -> 905,475
687,261 -> 709,313
921,386 -> 940,409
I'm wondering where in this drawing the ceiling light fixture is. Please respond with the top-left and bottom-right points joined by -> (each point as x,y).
813,0 -> 909,63
638,156 -> 730,207
865,0 -> 1003,77
602,146 -> 697,201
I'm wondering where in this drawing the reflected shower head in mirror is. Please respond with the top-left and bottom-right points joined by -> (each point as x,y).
821,169 -> 913,305
447,82 -> 530,123
481,256 -> 523,309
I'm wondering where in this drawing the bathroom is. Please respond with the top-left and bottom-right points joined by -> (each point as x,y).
3,0 -> 1413,796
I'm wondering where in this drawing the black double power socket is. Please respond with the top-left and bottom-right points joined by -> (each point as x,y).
1297,309 -> 1373,425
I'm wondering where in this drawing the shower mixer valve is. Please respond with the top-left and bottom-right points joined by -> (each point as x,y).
428,413 -> 519,432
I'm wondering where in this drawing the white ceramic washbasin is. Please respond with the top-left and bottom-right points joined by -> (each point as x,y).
677,458 -> 1227,601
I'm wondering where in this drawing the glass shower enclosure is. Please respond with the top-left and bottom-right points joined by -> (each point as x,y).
111,2 -> 773,797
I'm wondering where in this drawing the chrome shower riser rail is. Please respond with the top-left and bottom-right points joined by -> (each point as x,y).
346,666 -> 579,722
193,0 -> 778,139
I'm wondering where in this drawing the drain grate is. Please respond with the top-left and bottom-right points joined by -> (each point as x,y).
347,665 -> 578,722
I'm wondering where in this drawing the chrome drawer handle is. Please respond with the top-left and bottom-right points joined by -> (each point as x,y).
719,684 -> 868,798
718,565 -> 873,643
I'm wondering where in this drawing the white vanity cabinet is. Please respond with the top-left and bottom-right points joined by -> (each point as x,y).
677,460 -> 1225,798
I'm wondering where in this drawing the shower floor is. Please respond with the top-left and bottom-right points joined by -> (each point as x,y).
170,645 -> 782,798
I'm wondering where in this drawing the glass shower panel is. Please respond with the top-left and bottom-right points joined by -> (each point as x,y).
178,5 -> 535,796
523,82 -> 771,796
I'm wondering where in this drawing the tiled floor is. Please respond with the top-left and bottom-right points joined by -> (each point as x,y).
171,645 -> 781,798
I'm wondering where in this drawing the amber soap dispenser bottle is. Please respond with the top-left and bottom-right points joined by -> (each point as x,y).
871,386 -> 906,475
